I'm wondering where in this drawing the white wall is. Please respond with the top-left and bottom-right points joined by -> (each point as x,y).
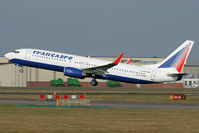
0,64 -> 26,87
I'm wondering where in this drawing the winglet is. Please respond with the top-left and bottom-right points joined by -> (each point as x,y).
112,53 -> 124,65
126,57 -> 132,64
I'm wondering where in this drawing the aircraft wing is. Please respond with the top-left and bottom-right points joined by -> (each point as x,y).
83,53 -> 124,75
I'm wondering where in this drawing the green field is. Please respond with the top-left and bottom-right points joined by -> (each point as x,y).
1,87 -> 199,93
1,94 -> 199,104
0,104 -> 199,133
1,87 -> 199,104
0,87 -> 199,133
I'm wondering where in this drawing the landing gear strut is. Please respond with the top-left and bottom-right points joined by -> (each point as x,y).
90,79 -> 98,86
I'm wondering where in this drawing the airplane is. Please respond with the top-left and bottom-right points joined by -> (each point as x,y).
4,40 -> 194,86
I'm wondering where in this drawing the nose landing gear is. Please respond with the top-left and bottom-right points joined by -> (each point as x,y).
19,69 -> 24,73
90,79 -> 98,86
14,63 -> 24,73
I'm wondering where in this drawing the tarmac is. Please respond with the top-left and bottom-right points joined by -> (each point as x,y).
0,98 -> 199,109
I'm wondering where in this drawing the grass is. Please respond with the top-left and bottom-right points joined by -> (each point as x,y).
1,87 -> 199,93
1,93 -> 199,104
86,94 -> 199,104
1,87 -> 199,133
0,104 -> 199,133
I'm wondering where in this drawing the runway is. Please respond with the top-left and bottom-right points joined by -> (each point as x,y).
0,98 -> 199,109
92,100 -> 199,109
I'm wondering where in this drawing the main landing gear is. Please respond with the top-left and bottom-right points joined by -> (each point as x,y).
90,79 -> 98,86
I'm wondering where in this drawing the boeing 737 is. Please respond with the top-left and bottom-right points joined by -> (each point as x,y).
4,40 -> 194,86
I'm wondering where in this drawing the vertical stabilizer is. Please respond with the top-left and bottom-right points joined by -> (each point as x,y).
158,40 -> 194,73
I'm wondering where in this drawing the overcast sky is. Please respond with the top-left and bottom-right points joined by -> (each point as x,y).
0,0 -> 198,62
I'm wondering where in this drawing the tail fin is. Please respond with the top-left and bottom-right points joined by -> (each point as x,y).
158,40 -> 194,73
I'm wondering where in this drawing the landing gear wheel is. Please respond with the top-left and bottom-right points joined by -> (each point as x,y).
19,69 -> 24,73
91,80 -> 98,86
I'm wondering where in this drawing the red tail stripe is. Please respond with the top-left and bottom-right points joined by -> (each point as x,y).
175,45 -> 190,73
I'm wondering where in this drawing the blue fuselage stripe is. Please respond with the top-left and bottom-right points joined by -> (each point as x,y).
101,74 -> 156,84
158,46 -> 187,68
11,58 -> 156,84
11,59 -> 64,72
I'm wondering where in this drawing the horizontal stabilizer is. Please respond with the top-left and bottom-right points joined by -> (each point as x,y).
168,73 -> 188,81
168,73 -> 188,77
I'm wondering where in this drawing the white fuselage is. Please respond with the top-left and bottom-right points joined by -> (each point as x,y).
5,49 -> 177,84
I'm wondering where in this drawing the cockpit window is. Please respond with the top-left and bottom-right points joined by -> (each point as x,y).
13,51 -> 20,53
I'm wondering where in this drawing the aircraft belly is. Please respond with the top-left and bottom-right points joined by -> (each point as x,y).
103,73 -> 156,84
11,58 -> 65,72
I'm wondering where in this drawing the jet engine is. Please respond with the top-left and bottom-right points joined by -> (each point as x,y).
64,67 -> 86,79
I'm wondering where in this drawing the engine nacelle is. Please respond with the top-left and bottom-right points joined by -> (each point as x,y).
64,67 -> 85,79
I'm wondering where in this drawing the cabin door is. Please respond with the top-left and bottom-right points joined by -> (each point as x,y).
25,50 -> 31,59
151,71 -> 156,81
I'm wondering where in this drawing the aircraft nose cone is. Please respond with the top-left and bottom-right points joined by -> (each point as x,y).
4,53 -> 11,60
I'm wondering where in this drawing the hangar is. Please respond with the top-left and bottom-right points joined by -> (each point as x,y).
0,56 -> 198,87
